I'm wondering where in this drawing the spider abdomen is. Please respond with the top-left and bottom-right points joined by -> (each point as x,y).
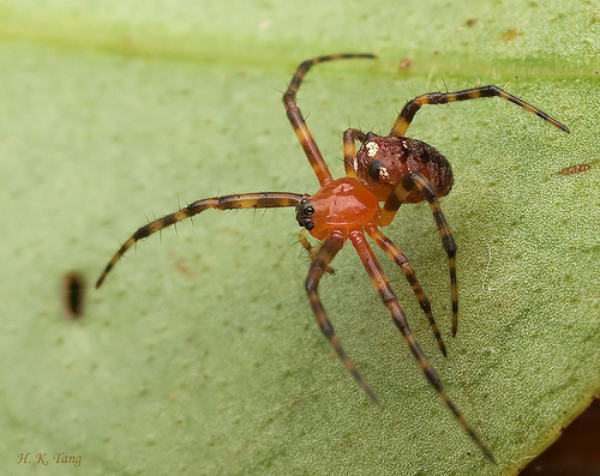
354,135 -> 454,203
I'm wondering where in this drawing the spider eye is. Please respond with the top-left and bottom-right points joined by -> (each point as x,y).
368,160 -> 383,181
295,199 -> 316,230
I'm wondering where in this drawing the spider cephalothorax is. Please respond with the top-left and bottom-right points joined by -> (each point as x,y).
297,178 -> 379,240
97,53 -> 569,463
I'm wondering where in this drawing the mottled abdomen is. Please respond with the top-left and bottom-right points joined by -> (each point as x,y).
353,135 -> 454,203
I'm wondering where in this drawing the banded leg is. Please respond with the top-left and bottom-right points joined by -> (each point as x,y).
299,229 -> 334,274
366,225 -> 446,356
306,231 -> 379,404
381,171 -> 458,336
96,192 -> 305,288
343,128 -> 367,178
349,230 -> 494,463
284,54 -> 376,186
390,84 -> 570,138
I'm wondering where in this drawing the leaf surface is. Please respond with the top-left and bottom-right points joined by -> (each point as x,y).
0,1 -> 599,475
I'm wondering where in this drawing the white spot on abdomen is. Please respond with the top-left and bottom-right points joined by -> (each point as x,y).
366,141 -> 379,157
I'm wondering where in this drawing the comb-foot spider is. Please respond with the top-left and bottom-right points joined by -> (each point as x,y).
97,54 -> 569,462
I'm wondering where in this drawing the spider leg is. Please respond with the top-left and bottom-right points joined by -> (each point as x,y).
96,192 -> 305,288
306,231 -> 379,403
390,84 -> 570,138
365,225 -> 446,357
342,128 -> 367,178
299,229 -> 334,274
349,230 -> 494,463
284,54 -> 376,186
381,171 -> 458,336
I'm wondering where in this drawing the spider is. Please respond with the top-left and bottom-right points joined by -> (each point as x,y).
96,54 -> 569,462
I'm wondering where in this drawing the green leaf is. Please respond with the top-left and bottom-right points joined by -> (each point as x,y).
1,1 -> 598,475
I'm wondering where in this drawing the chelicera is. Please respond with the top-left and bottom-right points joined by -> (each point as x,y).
96,54 -> 569,462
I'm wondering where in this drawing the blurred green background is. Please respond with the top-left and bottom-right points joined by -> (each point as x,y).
0,1 -> 599,475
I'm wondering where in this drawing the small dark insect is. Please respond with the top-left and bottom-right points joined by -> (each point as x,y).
96,54 -> 569,461
63,272 -> 85,319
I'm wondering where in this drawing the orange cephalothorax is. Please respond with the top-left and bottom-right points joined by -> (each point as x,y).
296,177 -> 379,240
352,134 -> 454,203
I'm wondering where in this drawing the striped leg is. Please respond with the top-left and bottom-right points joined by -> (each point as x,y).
366,225 -> 446,357
343,128 -> 367,178
306,231 -> 379,404
96,192 -> 305,288
349,230 -> 494,463
390,85 -> 570,138
381,172 -> 458,336
283,54 -> 376,186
